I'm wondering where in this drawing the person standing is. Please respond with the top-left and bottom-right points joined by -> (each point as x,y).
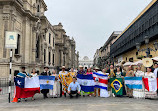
94,67 -> 100,97
133,66 -> 145,98
40,66 -> 51,99
107,65 -> 116,96
30,68 -> 38,100
125,66 -> 134,98
59,66 -> 68,97
31,68 -> 38,77
68,68 -> 76,77
16,66 -> 30,102
144,67 -> 157,99
50,69 -> 58,98
68,77 -> 81,98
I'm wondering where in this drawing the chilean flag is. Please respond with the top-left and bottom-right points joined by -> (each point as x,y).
14,77 -> 40,98
143,78 -> 157,92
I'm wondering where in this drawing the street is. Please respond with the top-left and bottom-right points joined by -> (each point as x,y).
0,94 -> 158,111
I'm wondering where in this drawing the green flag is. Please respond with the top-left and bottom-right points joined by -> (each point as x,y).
109,78 -> 123,96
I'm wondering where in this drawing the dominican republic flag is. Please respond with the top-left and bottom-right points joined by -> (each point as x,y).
124,77 -> 143,89
76,74 -> 95,92
93,72 -> 109,97
14,77 -> 40,98
143,78 -> 157,92
39,76 -> 55,90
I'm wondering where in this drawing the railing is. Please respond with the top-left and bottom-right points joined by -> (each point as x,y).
0,78 -> 14,95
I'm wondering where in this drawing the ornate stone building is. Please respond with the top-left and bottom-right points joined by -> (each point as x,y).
53,23 -> 79,71
0,0 -> 79,77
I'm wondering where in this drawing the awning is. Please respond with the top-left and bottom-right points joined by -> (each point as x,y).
123,62 -> 133,67
152,57 -> 158,61
131,60 -> 143,66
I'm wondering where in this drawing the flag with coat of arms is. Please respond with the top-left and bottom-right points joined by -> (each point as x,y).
109,78 -> 123,96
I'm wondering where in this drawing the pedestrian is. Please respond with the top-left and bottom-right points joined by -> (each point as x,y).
144,67 -> 157,99
31,68 -> 38,77
125,66 -> 134,98
40,66 -> 51,99
115,67 -> 126,97
115,67 -> 123,78
94,67 -> 100,97
59,66 -> 68,97
30,68 -> 38,100
16,66 -> 30,102
68,77 -> 81,98
77,65 -> 86,97
107,65 -> 116,96
68,68 -> 76,77
133,66 -> 145,98
50,69 -> 58,98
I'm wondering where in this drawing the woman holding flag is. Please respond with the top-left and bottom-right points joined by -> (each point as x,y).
144,67 -> 157,99
50,69 -> 58,98
133,66 -> 145,99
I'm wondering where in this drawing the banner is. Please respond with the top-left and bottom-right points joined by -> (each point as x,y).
93,72 -> 109,97
39,76 -> 55,90
124,77 -> 143,89
143,78 -> 157,92
77,74 -> 95,92
109,78 -> 123,96
14,77 -> 40,98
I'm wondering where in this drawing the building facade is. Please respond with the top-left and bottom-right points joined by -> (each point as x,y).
53,23 -> 79,72
79,56 -> 93,69
100,31 -> 121,69
110,0 -> 158,65
0,0 -> 79,78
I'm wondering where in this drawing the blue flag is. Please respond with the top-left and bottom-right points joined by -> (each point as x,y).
77,74 -> 95,92
39,76 -> 55,90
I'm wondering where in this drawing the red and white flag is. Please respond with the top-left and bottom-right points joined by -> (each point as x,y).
143,78 -> 157,92
14,76 -> 40,98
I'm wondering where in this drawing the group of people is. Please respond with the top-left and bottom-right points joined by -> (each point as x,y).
15,62 -> 158,102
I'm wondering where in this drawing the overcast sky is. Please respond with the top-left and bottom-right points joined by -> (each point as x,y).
45,0 -> 152,60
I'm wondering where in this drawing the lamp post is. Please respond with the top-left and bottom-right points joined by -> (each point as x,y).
136,36 -> 158,58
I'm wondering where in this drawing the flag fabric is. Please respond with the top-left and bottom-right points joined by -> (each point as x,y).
143,78 -> 157,92
93,72 -> 109,97
93,72 -> 108,90
124,77 -> 143,89
39,76 -> 55,90
109,78 -> 123,96
14,77 -> 40,98
76,74 -> 95,92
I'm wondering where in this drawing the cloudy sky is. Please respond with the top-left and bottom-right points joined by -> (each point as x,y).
45,0 -> 152,60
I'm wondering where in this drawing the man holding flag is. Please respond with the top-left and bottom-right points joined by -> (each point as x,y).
12,66 -> 40,103
40,66 -> 51,99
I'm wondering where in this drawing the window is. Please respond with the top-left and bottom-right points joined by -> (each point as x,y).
44,49 -> 46,63
49,33 -> 51,44
52,54 -> 55,65
15,34 -> 20,54
129,58 -> 133,62
36,36 -> 40,58
48,51 -> 51,65
53,37 -> 55,47
37,5 -> 40,12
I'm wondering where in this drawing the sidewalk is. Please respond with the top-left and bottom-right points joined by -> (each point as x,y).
0,93 -> 158,111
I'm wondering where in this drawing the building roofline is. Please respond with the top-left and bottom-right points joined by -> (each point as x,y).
116,0 -> 157,40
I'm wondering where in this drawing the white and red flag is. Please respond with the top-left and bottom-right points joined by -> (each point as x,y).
143,78 -> 157,92
93,72 -> 109,97
14,76 -> 40,98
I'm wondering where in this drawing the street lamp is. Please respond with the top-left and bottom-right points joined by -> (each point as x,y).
136,36 -> 158,58
144,36 -> 149,44
136,43 -> 140,51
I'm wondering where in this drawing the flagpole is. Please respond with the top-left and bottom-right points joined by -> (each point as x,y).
8,49 -> 13,103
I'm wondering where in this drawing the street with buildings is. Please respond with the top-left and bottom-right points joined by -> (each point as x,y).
0,0 -> 158,111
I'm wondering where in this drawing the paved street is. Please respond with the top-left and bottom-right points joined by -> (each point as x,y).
0,94 -> 158,111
